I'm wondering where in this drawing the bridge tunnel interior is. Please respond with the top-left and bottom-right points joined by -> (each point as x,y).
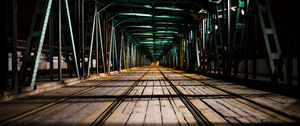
1,0 -> 300,125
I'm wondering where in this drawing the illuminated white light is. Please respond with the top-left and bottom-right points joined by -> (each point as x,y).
231,6 -> 237,11
119,13 -> 152,17
199,9 -> 207,14
215,25 -> 218,30
241,9 -> 245,15
155,6 -> 183,11
128,25 -> 153,28
144,5 -> 152,8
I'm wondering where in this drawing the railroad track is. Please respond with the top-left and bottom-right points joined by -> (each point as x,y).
162,67 -> 300,124
158,67 -> 212,126
2,66 -> 298,125
0,73 -> 124,125
92,66 -> 212,126
90,67 -> 151,126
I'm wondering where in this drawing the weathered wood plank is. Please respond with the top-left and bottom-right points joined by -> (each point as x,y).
127,100 -> 148,125
104,101 -> 131,126
160,98 -> 180,126
203,99 -> 240,118
173,99 -> 197,126
190,99 -> 230,126
169,98 -> 189,126
143,83 -> 154,96
236,98 -> 295,123
144,98 -> 162,126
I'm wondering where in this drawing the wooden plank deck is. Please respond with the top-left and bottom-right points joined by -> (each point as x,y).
0,67 -> 299,126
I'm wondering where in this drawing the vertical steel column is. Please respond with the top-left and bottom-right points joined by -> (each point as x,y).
49,8 -> 54,81
226,0 -> 231,76
112,30 -> 117,70
133,46 -> 135,68
96,13 -> 99,74
180,39 -> 184,69
221,0 -> 226,75
207,14 -> 212,73
65,0 -> 79,78
81,0 -> 85,77
185,39 -> 189,70
58,0 -> 62,81
13,0 -> 18,91
87,12 -> 96,77
136,49 -> 139,67
253,15 -> 257,79
119,34 -> 124,70
76,0 -> 81,79
113,33 -> 118,70
173,49 -> 176,68
108,23 -> 114,72
176,48 -> 179,67
134,46 -> 137,67
131,44 -> 134,68
98,14 -> 105,73
244,1 -> 248,79
188,28 -> 196,71
196,30 -> 200,69
30,0 -> 53,89
129,44 -> 132,68
111,32 -> 115,71
2,0 -> 8,92
126,42 -> 130,69
201,19 -> 206,72
123,38 -> 126,68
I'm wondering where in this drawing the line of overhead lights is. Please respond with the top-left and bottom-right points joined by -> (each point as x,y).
119,13 -> 182,19
139,40 -> 173,44
143,5 -> 184,11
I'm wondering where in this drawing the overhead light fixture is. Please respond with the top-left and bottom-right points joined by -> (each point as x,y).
119,13 -> 152,17
231,6 -> 237,11
145,38 -> 154,40
154,15 -> 181,19
140,41 -> 154,44
128,25 -> 153,28
159,40 -> 172,43
144,5 -> 152,8
155,22 -> 176,25
209,0 -> 222,3
156,31 -> 178,34
241,9 -> 245,15
199,9 -> 207,14
139,40 -> 171,44
132,33 -> 153,35
155,6 -> 183,11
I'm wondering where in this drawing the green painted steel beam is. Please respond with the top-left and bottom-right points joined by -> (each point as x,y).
30,0 -> 53,89
65,0 -> 80,78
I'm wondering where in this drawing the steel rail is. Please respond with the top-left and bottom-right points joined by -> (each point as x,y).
90,67 -> 151,126
165,67 -> 300,124
158,67 -> 212,126
0,76 -> 118,125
